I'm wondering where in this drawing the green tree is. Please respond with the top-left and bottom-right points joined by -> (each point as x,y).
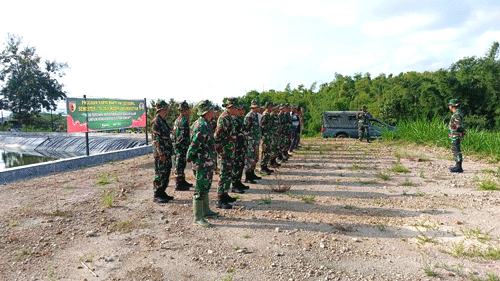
0,34 -> 68,126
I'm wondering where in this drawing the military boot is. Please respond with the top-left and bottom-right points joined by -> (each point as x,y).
260,166 -> 273,175
180,179 -> 193,188
231,182 -> 246,194
251,171 -> 262,180
193,198 -> 210,227
221,193 -> 237,203
153,189 -> 172,203
175,176 -> 190,191
450,161 -> 463,173
216,194 -> 233,209
202,197 -> 219,217
244,172 -> 257,184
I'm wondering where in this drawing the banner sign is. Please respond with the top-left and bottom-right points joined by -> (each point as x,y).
66,98 -> 146,133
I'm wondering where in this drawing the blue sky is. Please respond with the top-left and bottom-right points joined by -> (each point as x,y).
0,0 -> 499,112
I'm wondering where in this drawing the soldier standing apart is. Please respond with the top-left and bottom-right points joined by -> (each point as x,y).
214,98 -> 238,209
173,100 -> 193,191
151,99 -> 174,203
244,100 -> 262,183
357,106 -> 372,142
187,100 -> 218,227
260,102 -> 275,175
448,99 -> 466,173
231,100 -> 249,193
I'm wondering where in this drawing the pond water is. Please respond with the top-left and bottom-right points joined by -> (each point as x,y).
0,149 -> 82,170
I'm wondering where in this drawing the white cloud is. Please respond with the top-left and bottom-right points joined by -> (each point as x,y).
361,13 -> 438,36
402,28 -> 461,44
318,52 -> 377,73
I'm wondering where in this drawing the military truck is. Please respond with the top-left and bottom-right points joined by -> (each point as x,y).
321,111 -> 395,139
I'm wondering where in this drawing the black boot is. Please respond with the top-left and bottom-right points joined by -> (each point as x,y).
175,177 -> 190,191
237,180 -> 250,190
231,182 -> 246,193
221,193 -> 237,203
153,190 -> 172,203
244,172 -> 257,184
181,179 -> 193,188
216,194 -> 233,209
261,166 -> 274,175
450,161 -> 463,173
251,171 -> 262,180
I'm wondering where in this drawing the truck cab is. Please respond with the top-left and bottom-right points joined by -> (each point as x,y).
321,111 -> 395,139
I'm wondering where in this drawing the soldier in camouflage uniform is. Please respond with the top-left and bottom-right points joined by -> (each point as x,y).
231,100 -> 249,192
244,100 -> 262,183
187,100 -> 218,227
448,99 -> 466,173
260,102 -> 275,175
151,99 -> 174,203
214,98 -> 238,209
172,100 -> 193,191
280,104 -> 292,162
210,105 -> 221,174
270,104 -> 281,168
357,106 -> 372,142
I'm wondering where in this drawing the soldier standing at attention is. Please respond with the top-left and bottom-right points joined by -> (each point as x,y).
448,99 -> 466,173
260,102 -> 275,175
244,100 -> 262,183
210,105 -> 221,174
151,99 -> 174,203
231,100 -> 249,193
187,100 -> 218,227
214,98 -> 238,209
357,105 -> 372,142
270,103 -> 281,168
289,105 -> 300,153
173,100 -> 193,191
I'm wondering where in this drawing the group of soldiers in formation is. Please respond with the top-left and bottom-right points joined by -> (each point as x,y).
151,98 -> 303,227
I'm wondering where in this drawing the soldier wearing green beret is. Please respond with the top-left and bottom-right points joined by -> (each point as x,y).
173,100 -> 193,191
448,98 -> 466,173
151,99 -> 174,203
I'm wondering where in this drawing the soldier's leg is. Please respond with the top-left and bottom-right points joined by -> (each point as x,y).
154,158 -> 173,203
358,127 -> 363,141
217,157 -> 232,194
450,137 -> 463,172
365,126 -> 370,142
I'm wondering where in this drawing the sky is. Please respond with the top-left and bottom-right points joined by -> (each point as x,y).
1,0 -> 499,113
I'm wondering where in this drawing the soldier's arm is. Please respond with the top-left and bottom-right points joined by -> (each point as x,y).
187,123 -> 204,162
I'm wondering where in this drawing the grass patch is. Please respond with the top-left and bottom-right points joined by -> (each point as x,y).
108,220 -> 148,234
460,226 -> 492,243
343,205 -> 355,210
286,192 -> 315,204
376,224 -> 386,231
79,252 -> 95,263
441,240 -> 500,260
374,198 -> 381,205
10,221 -> 19,227
416,231 -> 439,245
233,246 -> 241,251
419,171 -> 425,178
261,195 -> 272,205
412,217 -> 439,231
375,172 -> 391,181
101,189 -> 115,207
422,261 -> 439,277
391,164 -> 410,173
242,234 -> 251,239
414,188 -> 425,197
401,178 -> 417,187
478,179 -> 499,191
64,186 -> 76,190
349,164 -> 363,170
14,247 -> 34,260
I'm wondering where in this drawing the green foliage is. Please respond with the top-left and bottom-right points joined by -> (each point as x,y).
478,179 -> 499,191
0,34 -> 68,126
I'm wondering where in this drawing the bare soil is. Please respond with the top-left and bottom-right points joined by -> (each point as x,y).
1,138 -> 500,281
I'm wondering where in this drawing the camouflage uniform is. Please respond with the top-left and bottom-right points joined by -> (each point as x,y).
260,103 -> 274,174
172,101 -> 192,189
244,101 -> 261,173
214,102 -> 236,195
357,107 -> 371,142
283,105 -> 292,156
270,107 -> 281,167
187,112 -> 216,200
448,99 -> 466,172
231,106 -> 248,189
152,100 -> 174,202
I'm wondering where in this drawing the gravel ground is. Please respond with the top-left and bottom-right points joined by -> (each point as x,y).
1,138 -> 499,281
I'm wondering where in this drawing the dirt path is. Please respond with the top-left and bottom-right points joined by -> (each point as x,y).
1,138 -> 499,281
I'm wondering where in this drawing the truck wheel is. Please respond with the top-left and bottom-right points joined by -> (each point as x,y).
336,133 -> 348,138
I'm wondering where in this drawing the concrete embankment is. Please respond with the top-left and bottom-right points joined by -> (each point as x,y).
0,132 -> 152,184
0,132 -> 148,155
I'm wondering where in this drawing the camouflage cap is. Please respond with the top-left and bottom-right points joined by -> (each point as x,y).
362,105 -> 367,110
178,100 -> 189,111
223,97 -> 236,108
197,99 -> 213,116
250,100 -> 260,108
448,98 -> 460,107
156,99 -> 169,110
